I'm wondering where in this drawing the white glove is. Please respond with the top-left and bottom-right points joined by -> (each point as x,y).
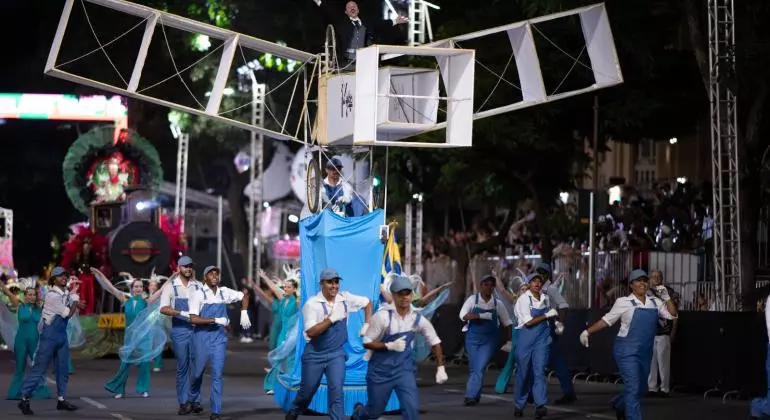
240,310 -> 251,329
359,323 -> 369,336
435,365 -> 448,384
478,312 -> 494,320
500,341 -> 513,353
384,336 -> 407,352
545,308 -> 559,319
554,321 -> 565,335
655,286 -> 671,302
579,330 -> 589,348
214,317 -> 229,327
178,311 -> 190,319
328,303 -> 347,323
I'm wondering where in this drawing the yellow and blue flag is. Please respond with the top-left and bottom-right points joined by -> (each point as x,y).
381,225 -> 402,279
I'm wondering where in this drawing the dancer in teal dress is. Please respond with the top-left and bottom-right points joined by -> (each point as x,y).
146,275 -> 166,372
93,269 -> 166,398
494,270 -> 529,394
256,267 -> 300,395
3,279 -> 52,400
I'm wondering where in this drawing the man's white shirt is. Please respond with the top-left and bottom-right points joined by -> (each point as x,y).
302,291 -> 369,341
602,294 -> 676,337
363,308 -> 441,347
513,290 -> 550,329
187,284 -> 244,316
41,286 -> 77,325
321,177 -> 354,205
159,275 -> 202,309
459,293 -> 513,329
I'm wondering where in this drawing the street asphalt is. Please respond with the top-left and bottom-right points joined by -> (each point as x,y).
0,340 -> 754,419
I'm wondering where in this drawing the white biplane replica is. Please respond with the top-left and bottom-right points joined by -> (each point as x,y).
44,0 -> 622,218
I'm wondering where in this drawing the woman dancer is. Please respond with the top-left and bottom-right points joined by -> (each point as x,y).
256,267 -> 299,395
3,278 -> 52,400
92,269 -> 165,398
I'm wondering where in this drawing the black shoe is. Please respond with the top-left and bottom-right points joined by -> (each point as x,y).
463,397 -> 478,406
527,394 -> 534,404
210,415 -> 221,420
534,405 -> 547,419
18,399 -> 33,415
658,391 -> 670,398
646,391 -> 659,398
57,400 -> 78,411
615,409 -> 627,420
179,403 -> 192,415
191,402 -> 204,414
514,408 -> 524,417
554,394 -> 577,405
285,412 -> 298,420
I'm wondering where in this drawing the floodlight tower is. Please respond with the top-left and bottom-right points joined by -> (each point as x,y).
170,120 -> 189,227
708,0 -> 742,310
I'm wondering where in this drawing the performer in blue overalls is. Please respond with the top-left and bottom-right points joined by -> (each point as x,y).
535,262 -> 576,404
580,269 -> 677,420
321,157 -> 357,217
351,274 -> 448,419
159,256 -> 204,415
459,274 -> 514,406
513,272 -> 559,418
188,265 -> 251,420
285,267 -> 372,420
17,266 -> 83,415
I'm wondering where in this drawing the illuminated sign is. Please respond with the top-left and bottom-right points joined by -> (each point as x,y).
0,93 -> 127,121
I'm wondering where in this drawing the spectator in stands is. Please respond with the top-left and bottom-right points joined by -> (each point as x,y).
647,270 -> 678,397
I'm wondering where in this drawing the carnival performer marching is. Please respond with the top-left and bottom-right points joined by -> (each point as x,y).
92,269 -> 167,399
3,278 -> 52,400
580,269 -> 677,420
188,265 -> 251,420
351,274 -> 448,420
513,272 -> 559,418
460,274 -> 514,406
159,256 -> 204,415
285,267 -> 372,420
257,267 -> 300,395
17,267 -> 83,415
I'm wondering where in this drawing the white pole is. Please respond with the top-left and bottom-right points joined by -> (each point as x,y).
217,196 -> 223,269
180,133 -> 189,231
587,191 -> 595,309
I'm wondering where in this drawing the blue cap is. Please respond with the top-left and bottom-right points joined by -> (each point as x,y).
628,269 -> 649,283
203,265 -> 220,278
326,157 -> 343,169
479,274 -> 496,284
389,275 -> 413,293
526,273 -> 544,284
178,256 -> 193,267
51,266 -> 66,277
319,267 -> 342,281
535,262 -> 552,276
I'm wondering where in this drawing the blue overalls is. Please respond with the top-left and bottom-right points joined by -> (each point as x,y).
323,183 -> 353,217
289,301 -> 348,420
514,295 -> 553,409
750,341 -> 770,417
171,281 -> 200,405
611,299 -> 658,420
190,288 -> 228,415
545,289 -> 574,397
20,292 -> 71,399
352,310 -> 421,420
464,294 -> 501,400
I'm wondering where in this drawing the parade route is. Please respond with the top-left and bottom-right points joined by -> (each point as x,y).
0,342 -> 752,419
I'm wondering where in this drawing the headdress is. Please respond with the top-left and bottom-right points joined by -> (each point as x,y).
147,268 -> 169,285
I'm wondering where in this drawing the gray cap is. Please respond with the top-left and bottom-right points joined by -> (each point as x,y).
326,157 -> 343,169
526,273 -> 544,284
628,269 -> 649,283
479,274 -> 496,285
51,266 -> 66,277
319,267 -> 341,281
535,262 -> 552,276
178,256 -> 193,266
389,275 -> 413,293
203,265 -> 220,278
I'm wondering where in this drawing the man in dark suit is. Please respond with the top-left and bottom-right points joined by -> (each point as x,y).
313,0 -> 408,68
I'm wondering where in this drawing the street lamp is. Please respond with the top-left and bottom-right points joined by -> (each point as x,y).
669,137 -> 678,145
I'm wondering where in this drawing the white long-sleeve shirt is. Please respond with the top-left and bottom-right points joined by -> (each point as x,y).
363,308 -> 441,347
602,294 -> 676,337
41,286 -> 77,325
459,294 -> 513,327
513,290 -> 550,329
158,275 -> 203,309
187,285 -> 245,316
302,291 -> 370,341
